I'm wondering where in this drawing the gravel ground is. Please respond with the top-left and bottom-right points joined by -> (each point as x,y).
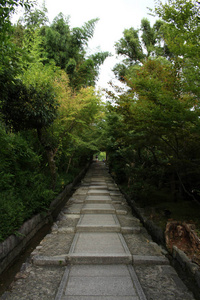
123,232 -> 164,256
135,265 -> 195,300
117,215 -> 141,227
1,265 -> 65,300
56,217 -> 79,228
35,233 -> 75,256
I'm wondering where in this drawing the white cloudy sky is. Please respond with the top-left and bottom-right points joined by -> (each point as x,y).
14,0 -> 158,90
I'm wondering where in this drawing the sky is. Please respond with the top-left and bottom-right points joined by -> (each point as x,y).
44,0 -> 157,90
14,0 -> 157,91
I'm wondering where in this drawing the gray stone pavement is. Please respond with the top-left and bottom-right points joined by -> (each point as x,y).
1,162 -> 196,300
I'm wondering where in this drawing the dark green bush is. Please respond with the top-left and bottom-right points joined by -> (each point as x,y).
0,126 -> 55,241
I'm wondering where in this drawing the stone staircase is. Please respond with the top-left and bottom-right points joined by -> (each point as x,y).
4,162 -> 195,300
31,162 -> 169,299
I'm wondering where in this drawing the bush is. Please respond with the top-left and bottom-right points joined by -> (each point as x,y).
0,126 -> 55,241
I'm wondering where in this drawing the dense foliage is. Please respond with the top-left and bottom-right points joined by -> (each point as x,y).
104,0 -> 200,207
1,0 -> 200,242
0,1 -> 106,241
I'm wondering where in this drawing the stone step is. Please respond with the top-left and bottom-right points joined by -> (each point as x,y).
81,203 -> 116,214
88,185 -> 108,189
76,225 -> 141,234
77,213 -> 119,226
76,224 -> 121,232
85,195 -> 112,202
84,199 -> 112,204
132,255 -> 169,265
32,255 -> 67,266
88,191 -> 111,196
89,182 -> 107,186
66,253 -> 133,265
55,265 -> 147,300
68,232 -> 131,264
32,254 -> 169,267
81,208 -> 128,215
81,208 -> 116,214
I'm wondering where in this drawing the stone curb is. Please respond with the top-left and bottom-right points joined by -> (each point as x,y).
32,255 -> 67,266
76,225 -> 121,232
172,246 -> 200,297
54,267 -> 70,300
65,253 -> 133,265
122,191 -> 165,245
132,255 -> 169,265
31,254 -> 170,267
128,265 -> 147,300
0,162 -> 91,275
118,187 -> 200,300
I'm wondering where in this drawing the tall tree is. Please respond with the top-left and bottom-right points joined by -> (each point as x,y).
155,0 -> 200,99
0,0 -> 32,108
105,1 -> 200,200
113,18 -> 171,80
40,14 -> 110,89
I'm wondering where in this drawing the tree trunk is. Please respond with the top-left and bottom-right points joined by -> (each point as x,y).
37,128 -> 57,190
170,172 -> 177,202
66,153 -> 74,175
46,148 -> 57,190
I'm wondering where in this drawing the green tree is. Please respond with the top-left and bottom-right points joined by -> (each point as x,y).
52,71 -> 104,175
155,0 -> 200,99
106,56 -> 200,200
2,62 -> 58,131
113,18 -> 168,80
0,0 -> 32,107
40,13 -> 110,89
106,0 -> 200,202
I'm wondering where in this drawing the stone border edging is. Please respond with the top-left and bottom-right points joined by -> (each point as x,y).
172,246 -> 200,298
120,189 -> 200,300
0,162 -> 91,275
119,190 -> 165,245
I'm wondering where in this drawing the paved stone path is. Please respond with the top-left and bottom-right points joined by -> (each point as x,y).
2,162 -> 196,300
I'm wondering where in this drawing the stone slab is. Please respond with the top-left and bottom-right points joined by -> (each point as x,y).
69,232 -> 130,255
88,189 -> 110,195
69,264 -> 131,276
63,214 -> 80,219
76,214 -> 121,232
55,265 -> 147,300
108,185 -> 119,190
65,276 -> 137,296
91,177 -> 107,182
116,209 -> 128,215
81,208 -> 116,214
82,203 -> 114,209
62,297 -> 139,300
77,214 -> 119,226
81,203 -> 115,214
32,255 -> 67,266
132,255 -> 169,265
85,195 -> 112,203
90,182 -> 108,186
88,185 -> 107,189
110,192 -> 122,196
121,227 -> 141,234
76,225 -> 121,232
66,254 -> 132,264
